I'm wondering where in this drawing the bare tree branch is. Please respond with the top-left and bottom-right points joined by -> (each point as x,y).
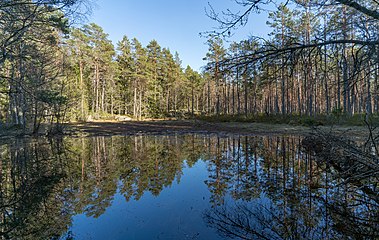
336,0 -> 379,20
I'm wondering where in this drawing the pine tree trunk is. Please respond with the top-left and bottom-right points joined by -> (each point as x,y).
167,89 -> 170,115
79,61 -> 85,119
207,79 -> 210,115
366,62 -> 372,115
101,80 -> 105,113
139,91 -> 142,120
232,78 -> 235,115
323,16 -> 330,115
191,85 -> 194,116
244,66 -> 248,117
133,87 -> 137,118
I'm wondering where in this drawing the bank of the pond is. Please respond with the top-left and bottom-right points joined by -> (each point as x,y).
64,120 -> 370,139
0,120 -> 370,142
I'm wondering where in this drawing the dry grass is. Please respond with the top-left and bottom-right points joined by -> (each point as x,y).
0,120 -> 372,142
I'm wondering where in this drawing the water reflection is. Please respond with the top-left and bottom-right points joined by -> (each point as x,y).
0,135 -> 378,239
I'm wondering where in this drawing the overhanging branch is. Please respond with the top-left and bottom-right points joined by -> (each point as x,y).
336,0 -> 379,20
220,39 -> 379,68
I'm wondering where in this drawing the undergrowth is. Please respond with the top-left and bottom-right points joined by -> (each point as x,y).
196,113 -> 379,127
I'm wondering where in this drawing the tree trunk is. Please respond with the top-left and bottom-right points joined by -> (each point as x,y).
133,87 -> 137,118
79,60 -> 85,119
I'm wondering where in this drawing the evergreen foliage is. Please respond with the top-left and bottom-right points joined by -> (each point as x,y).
1,0 -> 379,134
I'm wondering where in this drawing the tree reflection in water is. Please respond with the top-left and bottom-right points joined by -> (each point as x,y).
204,136 -> 379,240
0,134 -> 377,239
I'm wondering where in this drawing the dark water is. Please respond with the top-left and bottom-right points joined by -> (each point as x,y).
0,134 -> 378,240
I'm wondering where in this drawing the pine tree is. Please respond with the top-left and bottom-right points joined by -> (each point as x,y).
204,37 -> 226,115
116,35 -> 134,115
146,40 -> 163,116
131,38 -> 148,119
81,23 -> 115,117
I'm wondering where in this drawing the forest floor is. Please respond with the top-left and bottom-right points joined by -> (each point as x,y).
0,120 -> 371,142
65,120 -> 370,139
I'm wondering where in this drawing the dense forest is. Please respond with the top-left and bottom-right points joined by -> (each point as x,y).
0,0 -> 204,133
1,0 -> 379,134
205,1 -> 379,118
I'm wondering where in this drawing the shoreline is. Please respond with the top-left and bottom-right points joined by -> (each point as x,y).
65,120 -> 370,140
0,120 -> 370,142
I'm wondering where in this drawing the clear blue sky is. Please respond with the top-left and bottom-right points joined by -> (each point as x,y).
89,0 -> 270,71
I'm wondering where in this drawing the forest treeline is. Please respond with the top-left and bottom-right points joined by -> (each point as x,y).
1,0 -> 379,134
205,1 -> 379,119
66,24 -> 203,121
0,0 -> 205,133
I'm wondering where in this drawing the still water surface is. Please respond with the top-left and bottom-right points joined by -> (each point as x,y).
0,134 -> 378,239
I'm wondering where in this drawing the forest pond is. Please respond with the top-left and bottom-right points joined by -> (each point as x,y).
0,134 -> 378,239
